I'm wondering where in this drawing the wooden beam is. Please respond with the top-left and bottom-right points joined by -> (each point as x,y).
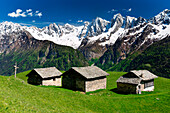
14,62 -> 19,78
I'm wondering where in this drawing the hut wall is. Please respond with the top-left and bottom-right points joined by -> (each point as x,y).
42,78 -> 61,86
27,73 -> 42,85
55,78 -> 61,86
85,77 -> 106,92
62,73 -> 85,91
117,82 -> 137,94
144,80 -> 154,88
142,79 -> 154,91
141,84 -> 145,91
62,74 -> 74,89
76,78 -> 85,92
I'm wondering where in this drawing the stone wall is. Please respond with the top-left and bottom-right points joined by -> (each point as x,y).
143,86 -> 154,91
55,78 -> 61,86
42,78 -> 61,86
62,74 -> 74,89
85,77 -> 106,92
144,80 -> 154,88
141,79 -> 154,91
27,72 -> 42,85
62,70 -> 107,92
140,84 -> 145,91
62,73 -> 85,91
117,82 -> 137,94
76,78 -> 85,91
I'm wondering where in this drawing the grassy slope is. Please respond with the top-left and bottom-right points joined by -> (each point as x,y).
0,71 -> 169,113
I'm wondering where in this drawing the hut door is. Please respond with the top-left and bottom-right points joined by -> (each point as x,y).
71,77 -> 76,90
138,85 -> 141,94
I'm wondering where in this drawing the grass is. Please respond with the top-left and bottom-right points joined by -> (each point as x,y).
0,71 -> 169,112
14,70 -> 31,82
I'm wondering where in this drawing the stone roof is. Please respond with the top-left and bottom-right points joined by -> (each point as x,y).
71,66 -> 109,79
131,70 -> 158,80
116,77 -> 141,84
116,70 -> 158,84
33,67 -> 62,79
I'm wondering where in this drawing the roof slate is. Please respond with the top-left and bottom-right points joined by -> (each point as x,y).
116,70 -> 158,84
130,70 -> 158,80
33,67 -> 62,79
71,66 -> 109,79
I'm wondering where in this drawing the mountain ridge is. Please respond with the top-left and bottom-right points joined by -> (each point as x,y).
79,9 -> 170,60
0,9 -> 169,76
0,30 -> 88,76
0,9 -> 169,55
107,36 -> 170,78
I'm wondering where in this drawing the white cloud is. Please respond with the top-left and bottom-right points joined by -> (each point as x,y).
111,9 -> 116,12
35,12 -> 42,18
122,8 -> 132,12
20,12 -> 26,17
107,9 -> 118,13
26,9 -> 32,12
8,12 -> 18,17
17,23 -> 32,26
107,11 -> 111,13
8,9 -> 43,18
28,12 -> 33,16
16,9 -> 22,14
8,9 -> 26,17
77,20 -> 83,23
32,20 -> 35,23
127,8 -> 132,12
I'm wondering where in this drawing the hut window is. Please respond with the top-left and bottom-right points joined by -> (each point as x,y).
53,78 -> 55,81
144,80 -> 154,88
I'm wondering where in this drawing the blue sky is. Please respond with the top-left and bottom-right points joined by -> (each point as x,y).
0,0 -> 169,27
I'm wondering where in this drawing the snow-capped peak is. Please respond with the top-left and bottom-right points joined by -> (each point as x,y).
0,9 -> 169,51
84,17 -> 110,37
0,21 -> 23,35
112,13 -> 122,20
25,23 -> 84,49
126,16 -> 137,22
123,16 -> 137,29
149,9 -> 170,25
111,13 -> 124,28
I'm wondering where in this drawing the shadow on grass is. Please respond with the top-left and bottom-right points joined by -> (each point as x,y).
35,85 -> 106,94
38,86 -> 62,88
86,89 -> 105,95
110,88 -> 129,95
35,85 -> 82,92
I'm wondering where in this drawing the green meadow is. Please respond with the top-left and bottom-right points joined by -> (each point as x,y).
0,71 -> 169,112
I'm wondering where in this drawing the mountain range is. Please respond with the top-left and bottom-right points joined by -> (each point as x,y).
0,9 -> 169,77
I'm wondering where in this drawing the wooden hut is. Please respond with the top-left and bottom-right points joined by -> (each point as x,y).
62,66 -> 109,92
116,70 -> 158,94
26,67 -> 62,86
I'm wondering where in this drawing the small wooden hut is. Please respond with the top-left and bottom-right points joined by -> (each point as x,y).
26,67 -> 62,86
62,66 -> 109,92
116,70 -> 158,94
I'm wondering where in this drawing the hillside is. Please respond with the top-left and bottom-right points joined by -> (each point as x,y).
108,36 -> 170,78
0,71 -> 169,112
0,35 -> 88,76
0,10 -> 169,77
